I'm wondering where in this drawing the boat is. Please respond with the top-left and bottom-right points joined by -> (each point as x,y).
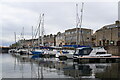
31,14 -> 45,56
31,49 -> 44,55
56,45 -> 90,59
56,49 -> 75,59
74,47 -> 112,58
8,49 -> 18,53
57,46 -> 112,60
57,3 -> 86,60
17,49 -> 29,55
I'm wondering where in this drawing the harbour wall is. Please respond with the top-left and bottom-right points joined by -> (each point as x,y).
0,47 -> 10,53
107,45 -> 120,56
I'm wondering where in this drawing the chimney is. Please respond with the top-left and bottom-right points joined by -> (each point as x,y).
115,20 -> 120,24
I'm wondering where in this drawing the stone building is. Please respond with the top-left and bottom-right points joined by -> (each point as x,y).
43,34 -> 56,46
65,28 -> 93,46
56,32 -> 65,47
93,21 -> 120,46
16,34 -> 56,47
24,39 -> 39,47
17,38 -> 39,48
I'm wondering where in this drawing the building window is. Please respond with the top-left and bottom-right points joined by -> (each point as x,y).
103,40 -> 106,46
87,37 -> 89,40
118,32 -> 120,37
99,41 -> 102,46
117,41 -> 120,46
107,40 -> 109,46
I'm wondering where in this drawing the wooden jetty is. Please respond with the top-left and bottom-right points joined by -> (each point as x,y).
73,56 -> 120,63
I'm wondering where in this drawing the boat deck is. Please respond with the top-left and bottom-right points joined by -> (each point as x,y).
73,56 -> 120,63
77,56 -> 120,59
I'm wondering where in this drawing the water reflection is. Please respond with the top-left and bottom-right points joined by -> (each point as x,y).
2,54 -> 120,79
0,54 -> 2,79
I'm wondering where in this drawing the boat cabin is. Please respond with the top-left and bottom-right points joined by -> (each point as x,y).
74,47 -> 111,57
74,47 -> 93,56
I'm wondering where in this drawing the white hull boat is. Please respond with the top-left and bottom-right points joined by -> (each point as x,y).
74,47 -> 112,58
57,47 -> 112,59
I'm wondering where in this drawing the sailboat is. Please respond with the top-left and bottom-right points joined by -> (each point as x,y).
17,27 -> 30,55
31,13 -> 45,56
57,3 -> 112,60
57,3 -> 85,59
8,32 -> 18,54
31,14 -> 57,57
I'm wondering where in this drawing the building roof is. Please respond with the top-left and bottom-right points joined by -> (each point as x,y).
65,27 -> 92,32
96,21 -> 120,32
103,24 -> 119,29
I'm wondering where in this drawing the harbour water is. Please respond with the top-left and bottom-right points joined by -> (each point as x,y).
1,53 -> 120,79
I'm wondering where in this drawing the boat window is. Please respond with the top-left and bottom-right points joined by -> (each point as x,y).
79,48 -> 93,55
96,52 -> 106,54
74,50 -> 79,55
96,66 -> 105,68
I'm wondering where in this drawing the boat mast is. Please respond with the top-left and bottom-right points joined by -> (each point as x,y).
23,27 -> 25,48
76,4 -> 79,45
23,27 -> 24,40
20,30 -> 23,48
21,27 -> 24,48
41,13 -> 44,46
38,14 -> 42,47
14,32 -> 16,48
79,2 -> 84,45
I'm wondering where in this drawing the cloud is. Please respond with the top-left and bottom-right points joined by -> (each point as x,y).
1,4 -> 39,26
1,3 -> 40,46
1,2 -> 118,46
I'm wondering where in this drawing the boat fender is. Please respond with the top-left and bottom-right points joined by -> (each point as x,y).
60,50 -> 63,54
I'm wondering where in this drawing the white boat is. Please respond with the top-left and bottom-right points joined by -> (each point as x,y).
44,49 -> 58,55
57,47 -> 112,59
17,49 -> 29,55
74,47 -> 112,58
8,49 -> 18,53
56,50 -> 75,59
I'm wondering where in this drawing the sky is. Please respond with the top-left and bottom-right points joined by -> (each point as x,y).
0,0 -> 119,46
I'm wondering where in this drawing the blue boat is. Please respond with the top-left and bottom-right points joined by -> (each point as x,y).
31,50 -> 44,55
57,51 -> 69,54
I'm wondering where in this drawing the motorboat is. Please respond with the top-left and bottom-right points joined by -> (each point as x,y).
74,47 -> 112,58
57,47 -> 112,60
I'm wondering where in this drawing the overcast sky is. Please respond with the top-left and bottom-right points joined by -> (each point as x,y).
1,0 -> 119,46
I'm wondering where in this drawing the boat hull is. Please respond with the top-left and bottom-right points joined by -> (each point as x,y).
31,51 -> 44,55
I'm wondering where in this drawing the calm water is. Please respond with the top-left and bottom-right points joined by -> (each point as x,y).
1,53 -> 120,79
